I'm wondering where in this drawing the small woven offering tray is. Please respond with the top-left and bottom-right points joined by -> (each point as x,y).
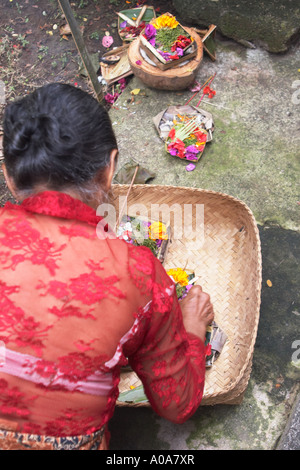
114,184 -> 262,406
153,105 -> 214,162
167,267 -> 227,361
117,214 -> 170,265
140,12 -> 197,70
165,268 -> 227,364
100,45 -> 132,86
117,5 -> 156,42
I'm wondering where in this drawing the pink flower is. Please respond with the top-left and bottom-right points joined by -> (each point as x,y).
185,154 -> 198,161
118,78 -> 126,91
186,163 -> 196,172
185,144 -> 200,161
189,81 -> 202,92
102,35 -> 113,48
104,92 -> 119,104
135,60 -> 142,65
169,147 -> 178,156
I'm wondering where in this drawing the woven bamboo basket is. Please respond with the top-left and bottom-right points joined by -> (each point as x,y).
112,184 -> 262,406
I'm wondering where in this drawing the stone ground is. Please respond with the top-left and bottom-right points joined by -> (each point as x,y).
108,35 -> 300,450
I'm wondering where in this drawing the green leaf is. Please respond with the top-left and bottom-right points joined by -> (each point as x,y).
118,385 -> 148,403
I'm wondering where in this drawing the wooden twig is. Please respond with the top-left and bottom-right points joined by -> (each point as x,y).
114,164 -> 139,232
185,75 -> 214,106
58,0 -> 104,103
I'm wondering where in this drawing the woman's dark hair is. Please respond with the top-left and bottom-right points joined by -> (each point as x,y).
3,83 -> 118,196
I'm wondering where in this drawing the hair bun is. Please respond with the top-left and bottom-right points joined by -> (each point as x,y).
10,114 -> 49,155
3,82 -> 117,194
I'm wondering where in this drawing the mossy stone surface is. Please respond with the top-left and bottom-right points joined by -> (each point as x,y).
172,0 -> 300,53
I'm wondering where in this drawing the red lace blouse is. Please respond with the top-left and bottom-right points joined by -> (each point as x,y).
0,191 -> 205,437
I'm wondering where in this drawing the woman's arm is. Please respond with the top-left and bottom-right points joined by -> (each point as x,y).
126,253 -> 214,424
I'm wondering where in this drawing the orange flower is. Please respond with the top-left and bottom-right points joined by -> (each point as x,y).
149,222 -> 168,240
167,268 -> 189,286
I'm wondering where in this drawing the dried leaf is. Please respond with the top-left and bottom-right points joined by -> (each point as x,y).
114,159 -> 155,184
60,23 -> 71,35
131,88 -> 140,95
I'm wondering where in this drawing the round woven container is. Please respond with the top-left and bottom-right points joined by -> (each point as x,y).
128,28 -> 203,91
112,185 -> 262,406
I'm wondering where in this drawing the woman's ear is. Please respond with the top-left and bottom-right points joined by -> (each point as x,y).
2,164 -> 19,200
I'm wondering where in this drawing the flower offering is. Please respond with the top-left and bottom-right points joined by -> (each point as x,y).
167,267 -> 228,367
118,6 -> 156,42
141,13 -> 196,68
119,20 -> 147,41
117,215 -> 170,263
167,268 -> 196,299
166,115 -> 208,161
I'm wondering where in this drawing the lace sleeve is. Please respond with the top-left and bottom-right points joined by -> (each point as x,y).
125,249 -> 206,424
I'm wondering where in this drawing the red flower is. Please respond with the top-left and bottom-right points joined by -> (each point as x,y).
195,130 -> 208,142
171,35 -> 192,51
167,138 -> 185,158
203,85 -> 216,99
205,344 -> 212,356
168,128 -> 176,140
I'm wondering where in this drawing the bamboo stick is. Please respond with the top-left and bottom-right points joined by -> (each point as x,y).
58,0 -> 104,103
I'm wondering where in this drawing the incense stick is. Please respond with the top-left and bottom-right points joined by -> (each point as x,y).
114,164 -> 139,232
196,73 -> 216,107
185,75 -> 213,106
186,72 -> 217,107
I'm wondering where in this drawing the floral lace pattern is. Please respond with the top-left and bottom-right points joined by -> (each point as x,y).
0,191 -> 205,444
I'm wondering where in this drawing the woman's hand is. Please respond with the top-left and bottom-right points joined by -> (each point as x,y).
179,285 -> 214,342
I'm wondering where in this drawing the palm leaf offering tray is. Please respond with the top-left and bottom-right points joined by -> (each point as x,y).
117,5 -> 156,42
117,215 -> 170,264
166,267 -> 227,367
100,45 -> 132,86
117,384 -> 148,405
140,12 -> 197,70
205,321 -> 228,368
166,115 -> 208,162
153,105 -> 214,162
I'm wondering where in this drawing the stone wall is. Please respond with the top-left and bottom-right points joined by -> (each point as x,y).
172,0 -> 300,52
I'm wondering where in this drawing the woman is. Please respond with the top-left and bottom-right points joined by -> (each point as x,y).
0,83 -> 214,450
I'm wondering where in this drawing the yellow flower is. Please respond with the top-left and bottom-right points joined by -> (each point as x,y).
152,14 -> 179,30
167,268 -> 189,287
148,222 -> 168,240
